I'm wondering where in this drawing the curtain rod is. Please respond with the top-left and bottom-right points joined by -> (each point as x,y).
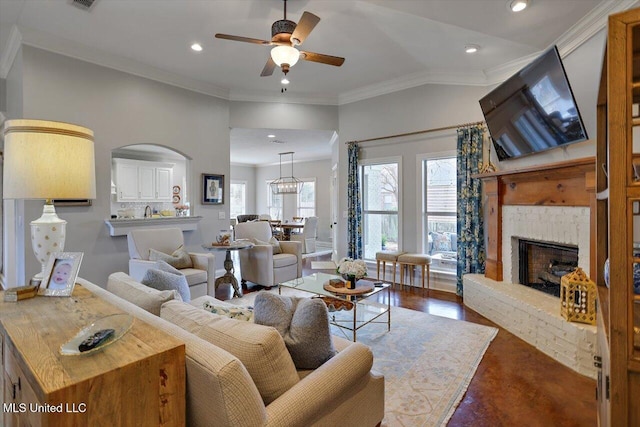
345,120 -> 485,145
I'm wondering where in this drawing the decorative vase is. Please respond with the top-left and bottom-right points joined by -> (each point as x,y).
343,274 -> 358,289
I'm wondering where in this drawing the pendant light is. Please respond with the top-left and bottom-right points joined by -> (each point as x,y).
270,151 -> 303,194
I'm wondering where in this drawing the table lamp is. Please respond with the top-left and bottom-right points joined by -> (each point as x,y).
3,119 -> 96,284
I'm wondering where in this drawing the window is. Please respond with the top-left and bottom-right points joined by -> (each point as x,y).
266,181 -> 282,220
296,179 -> 316,218
423,156 -> 457,272
361,160 -> 399,260
229,181 -> 246,220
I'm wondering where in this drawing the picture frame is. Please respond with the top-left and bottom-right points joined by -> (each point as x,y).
202,173 -> 224,205
39,252 -> 84,297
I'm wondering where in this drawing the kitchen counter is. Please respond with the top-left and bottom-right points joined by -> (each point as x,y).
105,216 -> 202,236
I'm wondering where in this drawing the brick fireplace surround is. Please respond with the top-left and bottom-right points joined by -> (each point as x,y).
464,157 -> 597,379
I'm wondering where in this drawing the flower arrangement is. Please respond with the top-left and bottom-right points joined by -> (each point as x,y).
336,257 -> 367,279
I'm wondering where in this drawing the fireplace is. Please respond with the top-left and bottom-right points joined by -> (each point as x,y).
518,239 -> 578,297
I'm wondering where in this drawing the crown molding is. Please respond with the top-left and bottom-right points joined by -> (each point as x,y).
339,69 -> 488,105
0,26 -> 22,79
18,26 -> 230,100
555,0 -> 638,58
228,89 -> 338,106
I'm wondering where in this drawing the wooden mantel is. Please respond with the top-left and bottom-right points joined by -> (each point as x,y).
472,157 -> 596,281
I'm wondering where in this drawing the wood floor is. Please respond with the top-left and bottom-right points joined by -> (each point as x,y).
215,254 -> 597,427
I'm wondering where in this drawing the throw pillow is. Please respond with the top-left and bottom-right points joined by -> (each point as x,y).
254,292 -> 336,369
160,300 -> 299,404
149,244 -> 193,269
106,272 -> 181,316
251,237 -> 282,255
202,300 -> 254,321
431,232 -> 452,253
141,265 -> 190,302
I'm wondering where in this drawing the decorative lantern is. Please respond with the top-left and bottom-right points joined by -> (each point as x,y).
560,267 -> 597,325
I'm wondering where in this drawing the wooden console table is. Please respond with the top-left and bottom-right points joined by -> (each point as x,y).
1,285 -> 185,426
472,157 -> 596,281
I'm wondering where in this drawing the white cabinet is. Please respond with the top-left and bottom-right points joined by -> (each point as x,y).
113,159 -> 174,202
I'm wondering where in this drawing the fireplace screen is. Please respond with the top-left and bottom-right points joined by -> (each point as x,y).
518,239 -> 578,297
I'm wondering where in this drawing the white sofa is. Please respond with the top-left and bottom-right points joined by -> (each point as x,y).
234,221 -> 302,288
127,228 -> 215,298
79,272 -> 384,426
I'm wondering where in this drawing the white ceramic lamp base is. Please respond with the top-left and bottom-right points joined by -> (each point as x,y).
31,203 -> 66,283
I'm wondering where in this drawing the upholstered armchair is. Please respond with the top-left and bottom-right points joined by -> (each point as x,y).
290,216 -> 318,254
127,228 -> 215,298
234,221 -> 302,288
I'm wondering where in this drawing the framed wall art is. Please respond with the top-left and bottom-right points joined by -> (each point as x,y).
202,173 -> 224,205
39,252 -> 84,297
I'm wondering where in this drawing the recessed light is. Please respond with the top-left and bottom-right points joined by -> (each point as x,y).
191,43 -> 203,52
465,44 -> 480,54
268,134 -> 276,138
509,0 -> 528,12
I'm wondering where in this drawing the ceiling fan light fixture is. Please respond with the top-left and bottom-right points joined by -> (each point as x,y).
465,44 -> 480,54
509,0 -> 528,12
281,76 -> 290,84
270,45 -> 300,67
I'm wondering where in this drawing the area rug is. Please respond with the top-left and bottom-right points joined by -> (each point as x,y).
232,288 -> 498,426
310,261 -> 337,270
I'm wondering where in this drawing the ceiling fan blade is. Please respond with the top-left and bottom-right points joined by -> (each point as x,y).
300,51 -> 345,67
291,11 -> 320,45
215,33 -> 273,46
261,57 -> 276,77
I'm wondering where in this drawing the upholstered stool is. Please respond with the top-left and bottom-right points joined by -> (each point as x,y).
375,251 -> 405,286
398,253 -> 432,289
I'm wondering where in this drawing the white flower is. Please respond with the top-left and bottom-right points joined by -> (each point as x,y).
337,258 -> 367,278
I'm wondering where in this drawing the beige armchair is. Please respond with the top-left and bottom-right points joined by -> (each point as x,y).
290,216 -> 318,253
234,221 -> 302,288
127,228 -> 215,298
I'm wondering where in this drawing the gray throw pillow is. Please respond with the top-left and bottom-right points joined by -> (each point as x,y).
141,264 -> 190,302
149,244 -> 193,269
254,292 -> 336,369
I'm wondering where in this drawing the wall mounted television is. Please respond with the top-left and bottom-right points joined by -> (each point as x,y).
479,45 -> 588,161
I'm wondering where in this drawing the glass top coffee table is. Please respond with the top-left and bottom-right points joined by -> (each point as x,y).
279,272 -> 390,341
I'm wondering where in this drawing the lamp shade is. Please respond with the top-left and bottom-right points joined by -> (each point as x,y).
3,119 -> 96,200
270,45 -> 300,67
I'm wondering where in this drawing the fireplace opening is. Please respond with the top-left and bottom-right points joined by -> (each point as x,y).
518,239 -> 578,297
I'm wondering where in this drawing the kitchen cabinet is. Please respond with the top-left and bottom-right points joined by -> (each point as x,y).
113,158 -> 174,202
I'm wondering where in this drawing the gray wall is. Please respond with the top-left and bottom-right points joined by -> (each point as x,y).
18,46 -> 230,286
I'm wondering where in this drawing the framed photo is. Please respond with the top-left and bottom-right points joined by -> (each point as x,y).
39,252 -> 84,297
202,173 -> 224,205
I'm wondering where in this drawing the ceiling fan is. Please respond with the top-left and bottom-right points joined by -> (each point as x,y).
215,0 -> 345,78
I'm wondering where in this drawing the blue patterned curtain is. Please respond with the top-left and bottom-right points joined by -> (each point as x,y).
347,142 -> 363,259
456,125 -> 486,296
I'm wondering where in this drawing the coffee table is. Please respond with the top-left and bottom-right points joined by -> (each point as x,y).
279,272 -> 390,341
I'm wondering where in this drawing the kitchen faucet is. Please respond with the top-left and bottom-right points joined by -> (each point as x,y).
144,205 -> 152,218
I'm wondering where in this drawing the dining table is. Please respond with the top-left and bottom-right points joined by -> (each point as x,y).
277,222 -> 304,241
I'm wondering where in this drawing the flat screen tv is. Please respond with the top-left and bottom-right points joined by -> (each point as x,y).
479,45 -> 588,161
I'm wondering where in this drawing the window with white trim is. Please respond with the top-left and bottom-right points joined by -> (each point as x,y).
296,179 -> 316,218
361,161 -> 399,260
422,156 -> 457,272
266,181 -> 283,220
229,181 -> 246,220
